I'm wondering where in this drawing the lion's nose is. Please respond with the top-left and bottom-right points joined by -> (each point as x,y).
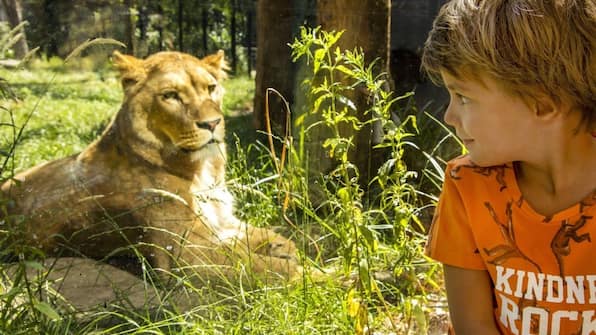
196,118 -> 221,132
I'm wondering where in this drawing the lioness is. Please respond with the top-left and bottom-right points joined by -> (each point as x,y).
1,51 -> 299,282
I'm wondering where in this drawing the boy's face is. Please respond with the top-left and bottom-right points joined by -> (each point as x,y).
441,70 -> 538,167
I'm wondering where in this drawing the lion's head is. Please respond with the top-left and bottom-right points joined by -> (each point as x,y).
110,51 -> 228,166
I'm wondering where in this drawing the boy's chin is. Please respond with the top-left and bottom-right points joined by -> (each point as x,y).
468,152 -> 508,167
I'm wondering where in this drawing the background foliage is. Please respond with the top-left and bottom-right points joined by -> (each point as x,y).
21,0 -> 256,75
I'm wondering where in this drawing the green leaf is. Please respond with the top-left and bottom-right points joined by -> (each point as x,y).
326,30 -> 344,47
337,187 -> 350,204
294,112 -> 307,126
24,261 -> 44,271
313,48 -> 326,73
413,303 -> 429,333
336,65 -> 355,77
34,301 -> 61,320
64,38 -> 126,63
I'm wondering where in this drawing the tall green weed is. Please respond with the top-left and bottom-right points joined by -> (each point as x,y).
288,26 -> 441,334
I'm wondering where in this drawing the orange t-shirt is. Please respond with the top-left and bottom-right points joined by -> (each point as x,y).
426,155 -> 596,335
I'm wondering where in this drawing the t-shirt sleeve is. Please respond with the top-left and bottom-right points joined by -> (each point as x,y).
425,164 -> 486,270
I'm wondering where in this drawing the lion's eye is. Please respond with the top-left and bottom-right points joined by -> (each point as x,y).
207,84 -> 217,94
162,91 -> 180,101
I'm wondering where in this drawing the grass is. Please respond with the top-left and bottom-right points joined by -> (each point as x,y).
0,67 -> 119,175
0,51 -> 456,334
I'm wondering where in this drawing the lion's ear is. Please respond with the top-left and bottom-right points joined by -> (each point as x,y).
201,50 -> 229,80
112,50 -> 146,90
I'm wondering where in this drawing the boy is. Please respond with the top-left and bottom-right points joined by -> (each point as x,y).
421,1 -> 595,334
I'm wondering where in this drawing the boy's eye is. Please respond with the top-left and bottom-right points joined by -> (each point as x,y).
456,94 -> 470,105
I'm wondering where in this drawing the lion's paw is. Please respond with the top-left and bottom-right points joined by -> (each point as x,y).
251,235 -> 297,261
267,241 -> 297,260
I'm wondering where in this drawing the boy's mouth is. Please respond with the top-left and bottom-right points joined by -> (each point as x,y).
462,139 -> 474,146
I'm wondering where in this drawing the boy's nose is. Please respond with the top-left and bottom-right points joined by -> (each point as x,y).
443,102 -> 457,127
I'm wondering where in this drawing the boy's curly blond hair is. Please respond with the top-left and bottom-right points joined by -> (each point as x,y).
421,0 -> 595,128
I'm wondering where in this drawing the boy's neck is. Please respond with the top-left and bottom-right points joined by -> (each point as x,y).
516,130 -> 596,217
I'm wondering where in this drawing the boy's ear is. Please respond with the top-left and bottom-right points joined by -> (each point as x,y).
201,50 -> 229,80
532,94 -> 560,121
112,50 -> 146,90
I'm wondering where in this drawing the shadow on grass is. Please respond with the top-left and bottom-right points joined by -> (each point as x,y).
10,80 -> 120,103
225,112 -> 259,152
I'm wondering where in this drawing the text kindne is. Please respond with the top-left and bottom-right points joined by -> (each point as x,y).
494,265 -> 596,335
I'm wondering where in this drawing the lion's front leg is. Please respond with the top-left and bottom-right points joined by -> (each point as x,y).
157,227 -> 300,284
138,195 -> 302,282
241,225 -> 298,261
208,204 -> 299,262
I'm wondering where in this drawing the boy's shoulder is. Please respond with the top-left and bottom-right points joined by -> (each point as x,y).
445,155 -> 513,187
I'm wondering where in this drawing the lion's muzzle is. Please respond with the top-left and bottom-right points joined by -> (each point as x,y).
196,118 -> 221,132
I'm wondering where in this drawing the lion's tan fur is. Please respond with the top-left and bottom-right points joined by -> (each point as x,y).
1,51 -> 298,281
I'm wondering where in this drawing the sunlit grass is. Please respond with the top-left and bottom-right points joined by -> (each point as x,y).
0,66 -> 118,174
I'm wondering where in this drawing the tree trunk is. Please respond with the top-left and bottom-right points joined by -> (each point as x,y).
312,0 -> 391,186
136,1 -> 150,56
1,0 -> 29,58
201,5 -> 208,52
155,1 -> 164,51
177,0 -> 184,51
245,1 -> 254,77
230,0 -> 237,74
123,0 -> 135,55
253,0 -> 298,133
42,0 -> 59,56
